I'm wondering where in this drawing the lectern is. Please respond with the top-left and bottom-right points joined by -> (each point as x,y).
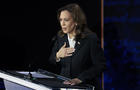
0,69 -> 94,90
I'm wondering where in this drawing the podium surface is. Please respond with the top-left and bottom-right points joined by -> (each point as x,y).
0,69 -> 94,90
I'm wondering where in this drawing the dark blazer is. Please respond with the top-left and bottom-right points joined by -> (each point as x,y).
49,32 -> 106,90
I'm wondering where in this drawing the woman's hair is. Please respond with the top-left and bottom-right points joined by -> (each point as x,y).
57,3 -> 92,40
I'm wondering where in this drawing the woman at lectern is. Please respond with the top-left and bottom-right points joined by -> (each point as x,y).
48,3 -> 106,90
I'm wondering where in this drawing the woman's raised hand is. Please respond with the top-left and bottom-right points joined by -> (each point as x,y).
56,42 -> 75,60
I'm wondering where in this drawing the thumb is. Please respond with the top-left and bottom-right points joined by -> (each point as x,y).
62,42 -> 66,48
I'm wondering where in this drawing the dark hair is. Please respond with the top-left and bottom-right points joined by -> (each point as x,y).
57,3 -> 92,40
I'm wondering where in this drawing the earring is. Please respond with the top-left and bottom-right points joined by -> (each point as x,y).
75,24 -> 78,29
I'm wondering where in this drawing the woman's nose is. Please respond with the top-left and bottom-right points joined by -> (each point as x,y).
61,21 -> 65,26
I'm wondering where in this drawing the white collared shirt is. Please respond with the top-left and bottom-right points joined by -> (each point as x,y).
67,34 -> 76,48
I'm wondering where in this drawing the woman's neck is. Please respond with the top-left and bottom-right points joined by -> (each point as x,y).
68,31 -> 76,39
68,29 -> 76,39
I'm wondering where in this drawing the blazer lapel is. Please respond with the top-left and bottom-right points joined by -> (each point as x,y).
61,34 -> 84,56
73,39 -> 84,56
61,34 -> 69,47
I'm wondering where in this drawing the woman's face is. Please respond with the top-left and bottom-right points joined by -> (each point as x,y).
59,10 -> 76,34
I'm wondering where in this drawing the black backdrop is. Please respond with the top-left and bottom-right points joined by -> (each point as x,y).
104,0 -> 140,89
0,0 -> 101,71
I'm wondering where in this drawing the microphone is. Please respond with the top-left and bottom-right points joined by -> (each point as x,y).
26,64 -> 33,80
50,35 -> 57,46
51,35 -> 57,41
48,35 -> 57,52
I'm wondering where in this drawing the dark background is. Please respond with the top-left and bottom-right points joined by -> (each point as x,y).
0,0 -> 139,90
0,0 -> 101,71
104,0 -> 140,90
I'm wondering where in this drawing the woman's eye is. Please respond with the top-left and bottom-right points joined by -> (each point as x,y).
64,19 -> 69,21
65,20 -> 69,21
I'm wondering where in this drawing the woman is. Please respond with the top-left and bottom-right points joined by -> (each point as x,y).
49,3 -> 106,90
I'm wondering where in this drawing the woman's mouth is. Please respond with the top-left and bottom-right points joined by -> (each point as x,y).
62,27 -> 67,31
